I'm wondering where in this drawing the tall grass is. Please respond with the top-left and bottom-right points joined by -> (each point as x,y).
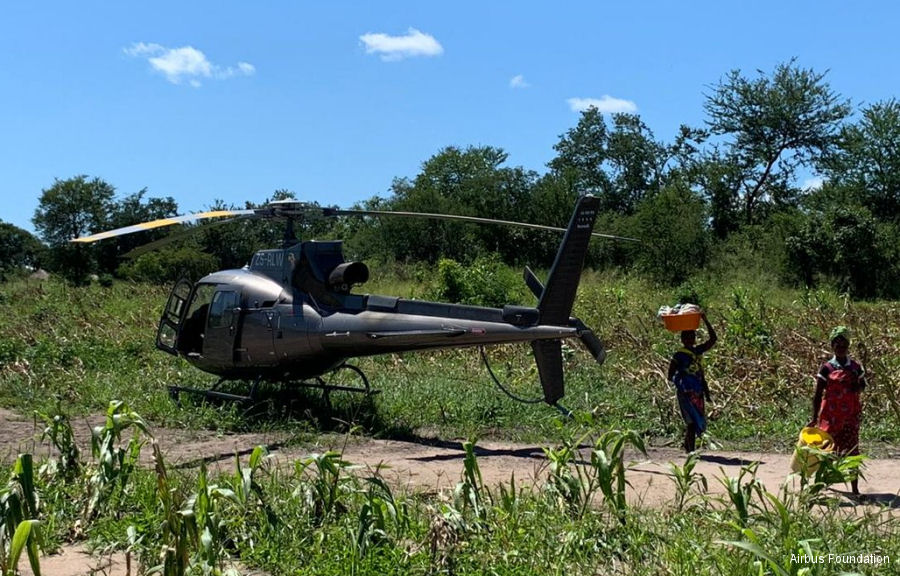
1,271 -> 899,450
1,408 -> 896,576
0,455 -> 43,576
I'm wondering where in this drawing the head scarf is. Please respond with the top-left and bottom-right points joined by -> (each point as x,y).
829,325 -> 850,343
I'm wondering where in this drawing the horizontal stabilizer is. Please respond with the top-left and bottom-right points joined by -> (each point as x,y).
523,266 -> 544,300
579,328 -> 607,365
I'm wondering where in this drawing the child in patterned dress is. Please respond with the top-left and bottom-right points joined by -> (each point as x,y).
668,312 -> 718,453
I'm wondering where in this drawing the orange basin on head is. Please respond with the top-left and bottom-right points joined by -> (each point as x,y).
662,312 -> 701,332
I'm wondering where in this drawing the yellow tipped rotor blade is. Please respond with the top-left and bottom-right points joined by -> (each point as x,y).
70,209 -> 255,243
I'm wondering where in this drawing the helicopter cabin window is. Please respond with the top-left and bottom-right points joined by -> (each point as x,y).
165,280 -> 191,318
208,290 -> 240,329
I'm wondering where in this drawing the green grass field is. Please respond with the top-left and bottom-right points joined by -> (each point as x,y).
2,271 -> 898,448
0,272 -> 898,575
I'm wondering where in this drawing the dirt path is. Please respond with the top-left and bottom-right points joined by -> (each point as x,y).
3,407 -> 899,576
5,407 -> 900,502
5,407 -> 900,505
307,436 -> 900,509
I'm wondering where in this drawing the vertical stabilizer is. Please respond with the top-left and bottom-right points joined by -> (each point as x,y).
531,194 -> 600,404
537,194 -> 600,324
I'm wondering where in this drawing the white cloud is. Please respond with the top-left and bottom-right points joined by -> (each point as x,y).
360,28 -> 443,61
216,61 -> 257,80
124,42 -> 255,86
124,42 -> 163,57
567,95 -> 637,114
803,176 -> 825,191
509,74 -> 529,89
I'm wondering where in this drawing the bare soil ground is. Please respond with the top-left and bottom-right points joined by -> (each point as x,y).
3,407 -> 899,576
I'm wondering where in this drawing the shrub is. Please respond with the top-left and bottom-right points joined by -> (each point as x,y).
426,254 -> 525,307
118,247 -> 219,284
785,205 -> 893,298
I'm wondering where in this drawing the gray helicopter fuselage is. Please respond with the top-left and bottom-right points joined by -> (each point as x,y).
166,262 -> 579,382
87,194 -> 605,405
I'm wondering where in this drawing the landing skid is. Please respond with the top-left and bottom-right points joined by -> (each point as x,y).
167,363 -> 378,405
168,378 -> 260,404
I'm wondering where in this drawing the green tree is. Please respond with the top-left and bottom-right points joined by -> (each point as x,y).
550,110 -> 663,214
195,190 -> 323,271
696,153 -> 745,238
549,108 -> 612,199
525,172 -> 580,267
550,109 -> 705,219
118,246 -> 219,284
353,146 -> 536,264
0,222 -> 46,278
33,176 -> 115,245
703,60 -> 851,227
97,189 -> 179,274
32,176 -> 116,281
785,205 -> 891,297
818,98 -> 900,221
628,184 -> 710,284
606,113 -> 667,210
196,198 -> 267,270
340,192 -> 398,263
549,110 -> 709,271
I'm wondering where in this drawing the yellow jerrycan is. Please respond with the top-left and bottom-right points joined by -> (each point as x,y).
790,426 -> 834,474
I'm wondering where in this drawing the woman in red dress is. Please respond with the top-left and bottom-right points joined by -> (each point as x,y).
809,325 -> 867,494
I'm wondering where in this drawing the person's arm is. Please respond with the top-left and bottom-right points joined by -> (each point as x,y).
809,372 -> 826,426
695,312 -> 718,354
667,356 -> 678,385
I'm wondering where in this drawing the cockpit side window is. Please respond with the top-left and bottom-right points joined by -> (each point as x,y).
187,284 -> 215,319
208,290 -> 240,329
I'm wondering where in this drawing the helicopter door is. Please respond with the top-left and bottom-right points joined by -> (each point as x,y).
203,289 -> 241,367
156,278 -> 193,356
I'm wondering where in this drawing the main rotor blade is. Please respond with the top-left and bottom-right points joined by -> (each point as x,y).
70,209 -> 256,243
120,216 -> 250,259
325,208 -> 641,243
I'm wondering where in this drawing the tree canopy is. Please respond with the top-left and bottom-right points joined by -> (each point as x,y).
818,99 -> 900,221
704,60 -> 851,227
0,222 -> 45,277
20,60 -> 900,298
33,175 -> 115,246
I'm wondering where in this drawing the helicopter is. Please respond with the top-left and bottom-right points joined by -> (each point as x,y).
72,194 -> 620,409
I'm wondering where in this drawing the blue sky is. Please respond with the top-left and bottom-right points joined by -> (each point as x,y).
3,1 -> 899,235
